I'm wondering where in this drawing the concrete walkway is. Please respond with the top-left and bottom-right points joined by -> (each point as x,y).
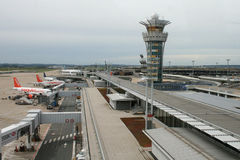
83,88 -> 146,160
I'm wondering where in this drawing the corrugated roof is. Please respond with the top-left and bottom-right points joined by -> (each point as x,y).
227,142 -> 240,150
214,135 -> 240,142
175,115 -> 190,118
187,121 -> 205,126
106,93 -> 135,101
145,128 -> 208,160
203,130 -> 226,136
173,92 -> 240,113
195,125 -> 215,130
179,118 -> 197,122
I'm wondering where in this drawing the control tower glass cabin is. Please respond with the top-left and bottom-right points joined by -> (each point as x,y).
140,13 -> 171,83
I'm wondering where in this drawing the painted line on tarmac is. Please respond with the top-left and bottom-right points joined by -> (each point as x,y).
31,124 -> 51,160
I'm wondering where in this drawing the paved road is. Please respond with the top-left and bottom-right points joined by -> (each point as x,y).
35,96 -> 76,160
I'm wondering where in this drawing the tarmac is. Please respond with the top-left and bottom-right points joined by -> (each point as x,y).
0,71 -> 153,160
0,70 -> 60,160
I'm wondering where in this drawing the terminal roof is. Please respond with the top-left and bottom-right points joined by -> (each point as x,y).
106,93 -> 135,101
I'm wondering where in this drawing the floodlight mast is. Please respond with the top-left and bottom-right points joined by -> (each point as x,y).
169,61 -> 171,74
105,61 -> 112,94
192,60 -> 195,77
226,59 -> 230,84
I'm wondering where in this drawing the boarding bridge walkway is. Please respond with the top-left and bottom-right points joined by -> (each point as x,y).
0,109 -> 81,159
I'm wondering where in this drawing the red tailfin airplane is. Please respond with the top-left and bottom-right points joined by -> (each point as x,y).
33,75 -> 64,87
13,77 -> 51,97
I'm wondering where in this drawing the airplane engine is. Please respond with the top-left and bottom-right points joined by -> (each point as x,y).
28,94 -> 33,99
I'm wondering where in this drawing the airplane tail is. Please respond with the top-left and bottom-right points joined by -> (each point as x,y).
62,66 -> 66,70
13,77 -> 21,88
43,72 -> 46,77
36,75 -> 43,82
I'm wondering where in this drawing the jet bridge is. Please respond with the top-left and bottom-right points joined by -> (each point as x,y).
0,109 -> 81,159
58,91 -> 81,97
38,90 -> 81,107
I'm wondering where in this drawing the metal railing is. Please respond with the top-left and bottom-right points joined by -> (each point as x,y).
81,88 -> 90,159
84,87 -> 108,160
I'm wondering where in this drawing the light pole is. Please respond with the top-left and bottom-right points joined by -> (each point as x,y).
192,60 -> 195,77
226,59 -> 230,84
117,80 -> 120,87
144,77 -> 154,130
105,62 -> 110,94
169,61 -> 171,74
145,79 -> 148,130
216,62 -> 218,77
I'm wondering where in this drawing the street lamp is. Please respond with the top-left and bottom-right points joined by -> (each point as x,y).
169,61 -> 171,74
145,78 -> 149,130
105,61 -> 112,94
192,60 -> 195,77
226,59 -> 230,84
144,77 -> 154,130
139,77 -> 150,130
216,62 -> 218,77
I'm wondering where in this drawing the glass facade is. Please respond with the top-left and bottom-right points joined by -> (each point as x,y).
147,41 -> 164,82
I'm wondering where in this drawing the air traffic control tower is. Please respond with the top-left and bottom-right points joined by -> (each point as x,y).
140,13 -> 171,83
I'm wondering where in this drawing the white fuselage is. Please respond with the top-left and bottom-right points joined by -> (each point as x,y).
44,77 -> 55,81
60,71 -> 77,76
60,69 -> 81,76
13,87 -> 51,95
34,81 -> 64,87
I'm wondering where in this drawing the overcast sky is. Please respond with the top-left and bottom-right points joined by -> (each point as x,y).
0,0 -> 239,66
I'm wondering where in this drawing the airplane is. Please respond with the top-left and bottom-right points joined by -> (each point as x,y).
43,72 -> 56,81
13,77 -> 51,98
60,66 -> 81,76
34,75 -> 64,87
59,70 -> 77,76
